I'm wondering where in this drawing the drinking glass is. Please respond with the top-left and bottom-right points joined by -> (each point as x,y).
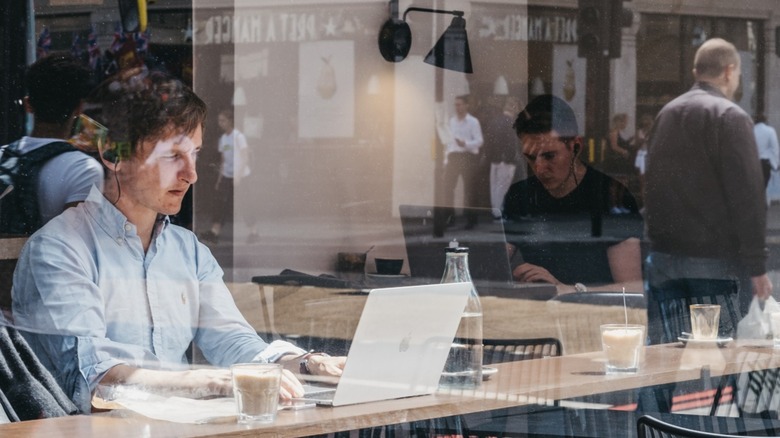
600,324 -> 645,374
690,304 -> 720,340
231,363 -> 282,424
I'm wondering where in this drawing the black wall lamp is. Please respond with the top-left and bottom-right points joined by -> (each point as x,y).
378,3 -> 473,73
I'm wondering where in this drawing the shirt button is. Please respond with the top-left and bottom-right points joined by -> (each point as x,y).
116,237 -> 123,244
124,223 -> 132,232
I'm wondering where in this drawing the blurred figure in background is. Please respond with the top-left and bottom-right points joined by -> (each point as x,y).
633,113 -> 654,207
753,113 -> 779,188
439,95 -> 484,230
604,113 -> 634,214
0,52 -> 103,235
482,96 -> 523,220
644,38 -> 770,343
200,108 -> 254,244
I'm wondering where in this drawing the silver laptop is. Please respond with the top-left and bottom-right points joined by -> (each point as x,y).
296,282 -> 472,407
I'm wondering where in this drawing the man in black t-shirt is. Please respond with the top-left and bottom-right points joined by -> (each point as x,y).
503,164 -> 637,218
502,95 -> 642,294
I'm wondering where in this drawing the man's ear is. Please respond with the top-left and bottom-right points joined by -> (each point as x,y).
100,156 -> 119,173
99,145 -> 121,171
569,137 -> 583,157
724,63 -> 738,81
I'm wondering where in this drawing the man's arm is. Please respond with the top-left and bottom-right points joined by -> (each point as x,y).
769,127 -> 780,170
101,364 -> 305,400
234,133 -> 250,187
752,274 -> 773,300
510,238 -> 644,294
717,109 -> 768,278
606,237 -> 643,284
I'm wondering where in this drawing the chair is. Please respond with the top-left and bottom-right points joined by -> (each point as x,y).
730,350 -> 780,419
0,325 -> 79,421
645,277 -> 740,345
637,414 -> 748,438
640,278 -> 742,415
482,337 -> 562,364
547,292 -> 647,355
454,338 -> 563,437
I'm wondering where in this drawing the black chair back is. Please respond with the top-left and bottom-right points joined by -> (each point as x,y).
482,337 -> 562,364
547,292 -> 646,354
550,291 -> 647,308
732,352 -> 780,419
637,414 -> 748,438
646,278 -> 739,345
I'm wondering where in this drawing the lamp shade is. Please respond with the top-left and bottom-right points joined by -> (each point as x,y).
493,75 -> 509,95
424,15 -> 473,73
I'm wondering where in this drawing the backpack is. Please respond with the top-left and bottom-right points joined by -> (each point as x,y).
0,140 -> 77,236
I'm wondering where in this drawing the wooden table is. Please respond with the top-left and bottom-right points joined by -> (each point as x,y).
1,342 -> 775,437
229,283 -> 647,355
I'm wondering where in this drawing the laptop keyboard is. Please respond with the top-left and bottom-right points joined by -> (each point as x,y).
302,385 -> 336,400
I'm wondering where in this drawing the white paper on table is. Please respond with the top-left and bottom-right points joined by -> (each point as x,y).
114,394 -> 237,424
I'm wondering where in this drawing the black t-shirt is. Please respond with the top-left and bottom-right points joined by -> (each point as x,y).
502,166 -> 642,285
502,166 -> 637,218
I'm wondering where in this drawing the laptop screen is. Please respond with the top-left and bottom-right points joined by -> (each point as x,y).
326,283 -> 472,406
399,204 -> 517,284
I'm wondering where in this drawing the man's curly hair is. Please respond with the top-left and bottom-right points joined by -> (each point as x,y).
89,68 -> 207,159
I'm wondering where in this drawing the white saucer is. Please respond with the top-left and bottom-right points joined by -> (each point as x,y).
482,366 -> 498,380
677,335 -> 733,348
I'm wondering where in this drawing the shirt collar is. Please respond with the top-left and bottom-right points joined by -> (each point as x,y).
83,186 -> 170,240
693,81 -> 726,99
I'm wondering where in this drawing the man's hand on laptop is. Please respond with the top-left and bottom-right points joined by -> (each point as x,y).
512,262 -> 561,286
269,363 -> 345,400
279,369 -> 306,400
305,355 -> 346,377
278,352 -> 346,380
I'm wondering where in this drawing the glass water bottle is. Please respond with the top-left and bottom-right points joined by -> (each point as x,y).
439,244 -> 483,388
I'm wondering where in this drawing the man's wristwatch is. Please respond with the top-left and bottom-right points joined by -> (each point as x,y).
299,352 -> 330,375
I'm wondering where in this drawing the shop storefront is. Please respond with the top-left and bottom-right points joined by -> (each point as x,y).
636,13 -> 764,123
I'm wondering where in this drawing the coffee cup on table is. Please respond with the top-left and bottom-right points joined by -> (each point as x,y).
231,363 -> 282,424
600,324 -> 645,374
336,252 -> 367,283
375,258 -> 404,275
689,304 -> 720,340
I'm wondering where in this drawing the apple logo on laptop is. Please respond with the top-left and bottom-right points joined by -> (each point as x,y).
399,331 -> 412,352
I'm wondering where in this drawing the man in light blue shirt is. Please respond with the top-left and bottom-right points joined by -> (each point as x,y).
753,113 -> 779,187
11,72 -> 344,413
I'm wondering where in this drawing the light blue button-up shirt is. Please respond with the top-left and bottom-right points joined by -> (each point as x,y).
12,187 -> 303,412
